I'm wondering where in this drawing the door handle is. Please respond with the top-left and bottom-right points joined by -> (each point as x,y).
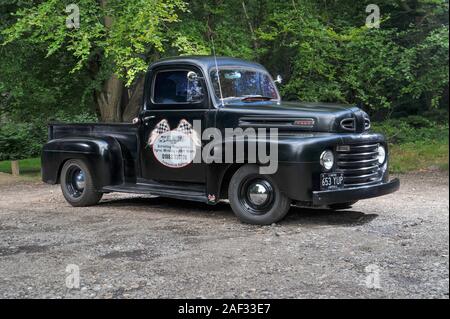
143,115 -> 156,122
132,115 -> 156,125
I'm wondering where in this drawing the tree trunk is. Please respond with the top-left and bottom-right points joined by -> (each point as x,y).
93,0 -> 124,123
122,76 -> 146,122
11,160 -> 19,176
95,74 -> 124,122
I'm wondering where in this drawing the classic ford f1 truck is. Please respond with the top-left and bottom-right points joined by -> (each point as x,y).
42,56 -> 400,225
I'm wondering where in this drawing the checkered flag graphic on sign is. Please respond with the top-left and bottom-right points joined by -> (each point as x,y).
176,119 -> 201,147
148,119 -> 170,145
176,119 -> 193,135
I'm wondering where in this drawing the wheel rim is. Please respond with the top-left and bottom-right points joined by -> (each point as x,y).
65,165 -> 85,199
239,177 -> 275,215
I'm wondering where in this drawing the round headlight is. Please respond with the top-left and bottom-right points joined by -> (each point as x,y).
320,150 -> 334,171
377,145 -> 386,164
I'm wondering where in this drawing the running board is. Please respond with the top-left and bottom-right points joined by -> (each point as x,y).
102,181 -> 208,203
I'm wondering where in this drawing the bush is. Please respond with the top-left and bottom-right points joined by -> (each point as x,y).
372,118 -> 449,145
47,110 -> 98,124
0,111 -> 98,161
0,122 -> 41,161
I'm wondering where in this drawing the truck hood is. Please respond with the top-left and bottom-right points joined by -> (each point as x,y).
218,101 -> 370,133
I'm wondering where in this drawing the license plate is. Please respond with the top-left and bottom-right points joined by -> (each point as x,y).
320,173 -> 344,190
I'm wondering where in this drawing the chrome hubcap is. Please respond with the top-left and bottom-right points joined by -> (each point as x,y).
248,182 -> 270,206
66,165 -> 86,199
240,178 -> 275,215
74,170 -> 85,191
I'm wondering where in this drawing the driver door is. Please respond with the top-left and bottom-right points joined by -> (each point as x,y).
139,67 -> 210,184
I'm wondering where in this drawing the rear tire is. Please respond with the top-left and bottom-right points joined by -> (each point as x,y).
60,159 -> 103,207
228,165 -> 291,225
329,201 -> 358,210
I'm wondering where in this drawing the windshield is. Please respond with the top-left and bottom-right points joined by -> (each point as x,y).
210,68 -> 280,103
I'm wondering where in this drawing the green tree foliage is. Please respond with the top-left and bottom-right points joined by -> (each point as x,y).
0,0 -> 448,161
2,0 -> 187,122
0,123 -> 39,161
173,0 -> 448,116
0,0 -> 99,160
3,0 -> 448,118
2,0 -> 187,85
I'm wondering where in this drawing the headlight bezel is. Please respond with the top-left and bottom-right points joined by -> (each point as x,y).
377,144 -> 386,165
320,150 -> 335,171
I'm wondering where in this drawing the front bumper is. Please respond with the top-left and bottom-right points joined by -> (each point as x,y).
312,178 -> 400,206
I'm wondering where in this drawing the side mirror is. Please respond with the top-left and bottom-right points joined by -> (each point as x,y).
274,75 -> 283,84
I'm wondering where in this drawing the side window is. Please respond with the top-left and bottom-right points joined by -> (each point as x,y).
153,70 -> 204,104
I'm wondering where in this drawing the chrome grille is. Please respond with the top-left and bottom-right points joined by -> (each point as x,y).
336,143 -> 382,187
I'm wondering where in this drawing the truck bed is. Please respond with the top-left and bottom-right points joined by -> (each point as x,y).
45,122 -> 140,185
48,122 -> 139,160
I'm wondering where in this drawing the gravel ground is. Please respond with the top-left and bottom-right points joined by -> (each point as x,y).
0,172 -> 448,299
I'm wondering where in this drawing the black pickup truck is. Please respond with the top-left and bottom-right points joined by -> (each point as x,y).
42,56 -> 400,225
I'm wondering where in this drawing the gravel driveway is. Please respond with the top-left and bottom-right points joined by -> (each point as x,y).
0,172 -> 448,299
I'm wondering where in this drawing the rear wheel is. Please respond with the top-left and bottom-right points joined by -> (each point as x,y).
60,159 -> 103,207
228,165 -> 291,225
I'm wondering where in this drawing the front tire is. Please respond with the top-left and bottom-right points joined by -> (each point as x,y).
228,165 -> 291,225
60,159 -> 103,207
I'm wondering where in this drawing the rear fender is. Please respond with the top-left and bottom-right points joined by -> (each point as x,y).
41,136 -> 124,189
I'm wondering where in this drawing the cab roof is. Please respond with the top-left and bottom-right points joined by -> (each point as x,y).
149,56 -> 266,72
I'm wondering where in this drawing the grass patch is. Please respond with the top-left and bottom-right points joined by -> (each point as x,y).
0,157 -> 41,178
389,141 -> 449,173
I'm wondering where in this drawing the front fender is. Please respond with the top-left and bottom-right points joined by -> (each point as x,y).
210,132 -> 387,202
41,136 -> 124,189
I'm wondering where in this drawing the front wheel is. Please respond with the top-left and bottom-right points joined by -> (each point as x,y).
60,159 -> 103,207
228,165 -> 291,225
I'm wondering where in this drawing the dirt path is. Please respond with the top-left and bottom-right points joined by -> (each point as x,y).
0,172 -> 448,299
